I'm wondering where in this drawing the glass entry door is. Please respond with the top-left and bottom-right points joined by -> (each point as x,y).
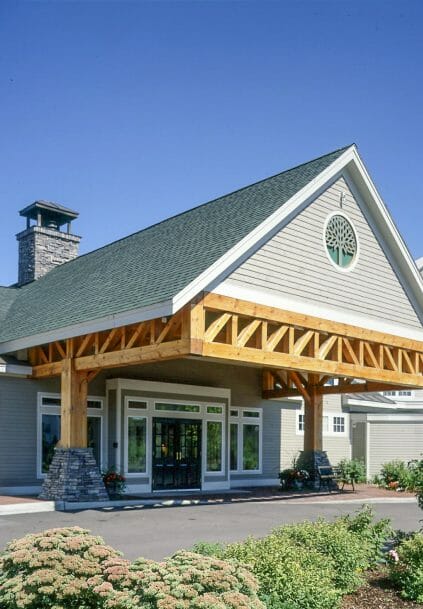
152,418 -> 202,490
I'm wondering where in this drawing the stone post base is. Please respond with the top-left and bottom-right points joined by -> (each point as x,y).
39,448 -> 108,502
297,450 -> 335,490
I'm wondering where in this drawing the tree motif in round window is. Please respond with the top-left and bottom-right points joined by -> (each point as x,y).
325,214 -> 357,268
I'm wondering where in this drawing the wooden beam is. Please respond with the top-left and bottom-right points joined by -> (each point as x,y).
32,361 -> 63,378
203,341 -> 423,387
304,385 -> 323,452
266,325 -> 289,352
74,338 -> 191,371
263,380 -> 413,400
60,358 -> 88,448
236,319 -> 261,348
203,292 -> 423,351
289,371 -> 311,405
204,313 -> 232,343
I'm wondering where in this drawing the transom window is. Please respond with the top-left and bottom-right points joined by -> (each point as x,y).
325,214 -> 357,268
155,403 -> 200,413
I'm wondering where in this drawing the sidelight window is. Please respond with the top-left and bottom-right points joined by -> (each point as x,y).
127,417 -> 147,473
229,408 -> 262,473
206,421 -> 223,472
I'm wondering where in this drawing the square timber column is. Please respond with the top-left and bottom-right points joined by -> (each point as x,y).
40,358 -> 108,502
298,384 -> 332,484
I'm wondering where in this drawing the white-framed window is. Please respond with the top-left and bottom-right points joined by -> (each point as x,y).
383,390 -> 414,399
333,416 -> 345,433
124,397 -> 150,477
206,420 -> 223,473
229,408 -> 262,473
296,410 -> 347,437
37,393 -> 105,478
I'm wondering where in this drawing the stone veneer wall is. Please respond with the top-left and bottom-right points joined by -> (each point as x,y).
16,226 -> 80,285
39,448 -> 108,502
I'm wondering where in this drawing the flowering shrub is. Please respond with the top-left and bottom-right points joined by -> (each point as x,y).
388,532 -> 423,603
0,526 -> 123,609
102,467 -> 126,497
0,529 -> 264,609
124,551 -> 264,609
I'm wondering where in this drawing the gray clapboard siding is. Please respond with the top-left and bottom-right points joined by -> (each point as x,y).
218,176 -> 421,329
368,420 -> 423,477
0,376 -> 58,487
280,397 -> 351,469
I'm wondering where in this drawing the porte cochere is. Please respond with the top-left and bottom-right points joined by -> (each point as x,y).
0,145 -> 422,500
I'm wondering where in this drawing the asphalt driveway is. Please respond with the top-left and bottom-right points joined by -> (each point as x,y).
0,499 -> 420,560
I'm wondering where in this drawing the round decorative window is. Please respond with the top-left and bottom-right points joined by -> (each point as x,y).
325,214 -> 357,268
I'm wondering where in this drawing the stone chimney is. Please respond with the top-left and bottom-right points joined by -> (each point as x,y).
16,201 -> 81,286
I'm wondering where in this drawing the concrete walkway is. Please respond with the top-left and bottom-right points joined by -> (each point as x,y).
0,484 -> 416,515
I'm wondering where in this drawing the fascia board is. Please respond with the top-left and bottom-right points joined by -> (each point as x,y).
0,300 -> 173,354
0,364 -> 32,376
368,413 -> 423,422
346,398 -> 423,410
346,149 -> 423,315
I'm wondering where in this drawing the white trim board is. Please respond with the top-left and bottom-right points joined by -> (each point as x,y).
346,398 -> 423,411
367,414 -> 423,422
230,478 -> 279,488
106,378 -> 231,400
0,363 -> 32,376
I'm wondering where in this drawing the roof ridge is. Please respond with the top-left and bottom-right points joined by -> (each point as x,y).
54,144 -> 354,267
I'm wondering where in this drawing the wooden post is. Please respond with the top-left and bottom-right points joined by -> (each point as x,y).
303,384 -> 323,452
60,358 -> 88,448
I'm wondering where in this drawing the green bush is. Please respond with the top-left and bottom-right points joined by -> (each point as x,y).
388,533 -> 423,603
336,458 -> 366,485
272,519 -> 367,594
338,504 -> 392,566
192,506 -> 392,609
377,460 -> 414,490
223,534 -> 340,609
191,540 -> 226,558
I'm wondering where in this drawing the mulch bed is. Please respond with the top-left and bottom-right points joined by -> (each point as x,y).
342,569 -> 421,608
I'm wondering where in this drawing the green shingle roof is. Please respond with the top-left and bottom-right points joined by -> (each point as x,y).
0,287 -> 18,325
0,146 -> 350,346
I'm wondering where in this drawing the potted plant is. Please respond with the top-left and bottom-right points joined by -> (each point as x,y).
102,467 -> 126,499
279,467 -> 310,490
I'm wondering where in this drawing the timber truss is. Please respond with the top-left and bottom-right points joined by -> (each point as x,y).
29,293 -> 423,395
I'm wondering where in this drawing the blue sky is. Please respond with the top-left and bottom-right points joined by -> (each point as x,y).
0,0 -> 422,286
